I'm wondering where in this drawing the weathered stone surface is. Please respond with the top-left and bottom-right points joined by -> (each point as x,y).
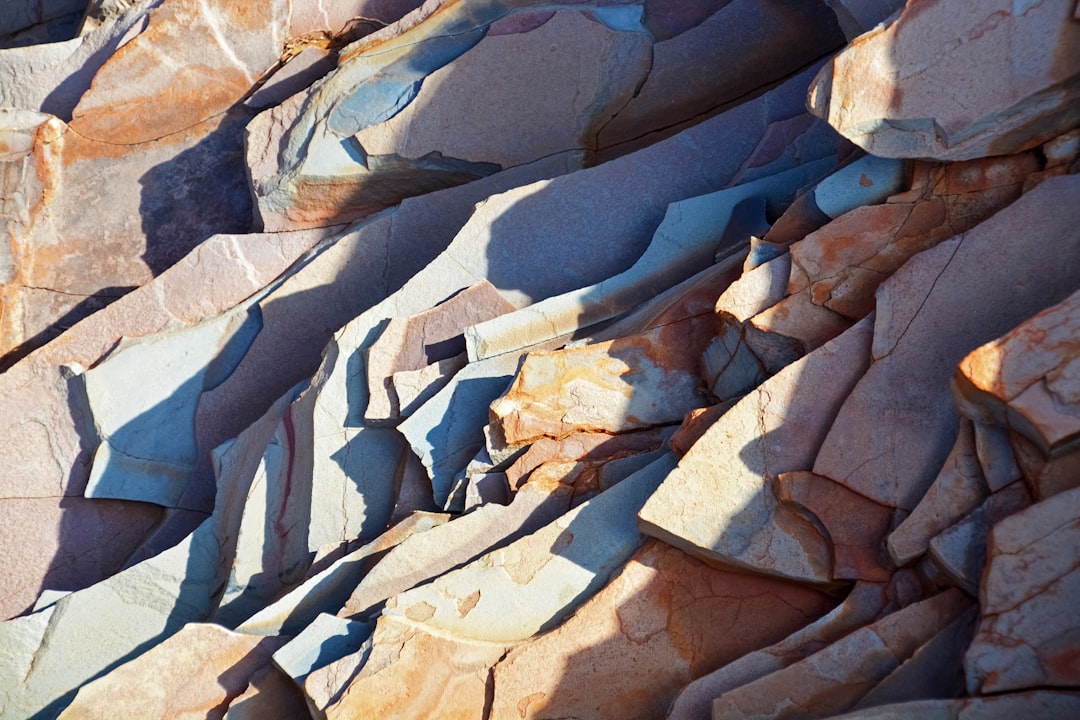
0,5 -> 154,116
503,427 -> 672,490
491,313 -> 716,446
323,614 -> 507,720
222,665 -> 310,720
399,350 -> 525,508
814,175 -> 1080,510
489,539 -> 835,720
0,106 -> 255,366
639,316 -> 874,584
888,419 -> 988,566
668,582 -> 889,720
235,511 -> 447,635
382,454 -> 674,643
775,471 -> 895,581
465,157 -> 836,362
808,0 -> 1080,161
954,288 -> 1080,468
825,692 -> 1080,720
270,613 -> 372,687
964,485 -> 1080,693
341,481 -> 572,620
711,589 -> 971,719
365,280 -> 515,421
597,0 -> 845,153
56,624 -> 284,720
853,606 -> 977,710
742,152 -> 1040,363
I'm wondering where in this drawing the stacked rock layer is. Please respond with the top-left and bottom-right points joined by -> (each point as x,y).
1,1 -> 1079,718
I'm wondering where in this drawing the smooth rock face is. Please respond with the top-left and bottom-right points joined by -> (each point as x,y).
965,485 -> 1080,694
711,590 -> 971,720
639,316 -> 874,584
888,419 -> 988,567
489,539 -> 835,720
667,582 -> 890,720
808,0 -> 1080,161
813,175 -> 1080,511
56,624 -> 284,720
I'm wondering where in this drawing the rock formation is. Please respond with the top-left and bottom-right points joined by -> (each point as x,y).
1,0 -> 1078,718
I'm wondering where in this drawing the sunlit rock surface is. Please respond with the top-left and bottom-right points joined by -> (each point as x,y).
0,1 -> 1077,718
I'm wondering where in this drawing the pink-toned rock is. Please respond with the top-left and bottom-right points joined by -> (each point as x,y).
954,288 -> 1080,488
668,401 -> 737,458
56,623 -> 285,720
491,313 -> 716,446
489,539 -> 835,720
742,152 -> 1040,360
667,582 -> 889,720
638,317 -> 874,584
711,589 -> 971,719
813,175 -> 1080,511
324,615 -> 508,720
504,427 -> 672,490
352,8 -> 649,169
928,481 -> 1031,596
595,0 -> 845,155
222,666 -> 309,720
887,419 -> 988,566
808,0 -> 1080,161
853,607 -> 977,710
340,481 -> 572,620
964,485 -> 1080,694
1010,429 -> 1080,504
775,471 -> 895,581
365,280 -> 515,421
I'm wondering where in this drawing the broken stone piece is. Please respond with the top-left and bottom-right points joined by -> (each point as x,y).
964,485 -> 1080,693
489,539 -> 835,720
667,582 -> 889,720
365,280 -> 515,422
813,175 -> 1080,511
381,454 -> 675,643
887,419 -> 988,566
953,287 -> 1080,476
775,471 -> 895,581
56,624 -> 284,720
639,316 -> 874,584
491,314 -> 717,447
711,589 -> 971,719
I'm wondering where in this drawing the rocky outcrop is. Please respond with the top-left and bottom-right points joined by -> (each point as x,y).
0,1 -> 1077,719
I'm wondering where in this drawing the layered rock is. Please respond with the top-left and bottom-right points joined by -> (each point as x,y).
0,1 -> 1077,719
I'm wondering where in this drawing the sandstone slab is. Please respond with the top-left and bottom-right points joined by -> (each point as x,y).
964,485 -> 1080,693
56,624 -> 284,720
489,539 -> 835,720
808,0 -> 1080,161
667,582 -> 889,720
888,419 -> 988,566
813,175 -> 1080,510
639,317 -> 874,584
711,589 -> 971,719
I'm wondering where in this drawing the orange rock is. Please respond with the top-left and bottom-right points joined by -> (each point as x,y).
712,590 -> 971,719
324,615 -> 509,720
492,314 -> 716,445
965,485 -> 1080,694
56,623 -> 284,720
489,539 -> 835,720
775,471 -> 896,581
